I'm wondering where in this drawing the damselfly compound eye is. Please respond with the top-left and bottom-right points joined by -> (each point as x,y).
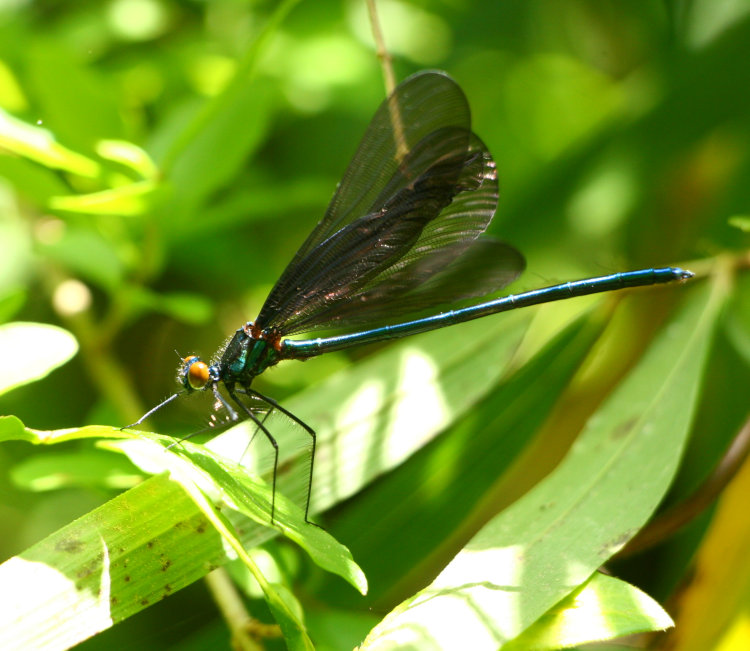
182,356 -> 210,391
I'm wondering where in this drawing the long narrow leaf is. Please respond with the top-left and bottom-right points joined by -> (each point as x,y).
361,278 -> 723,649
503,572 -> 673,650
0,323 -> 78,395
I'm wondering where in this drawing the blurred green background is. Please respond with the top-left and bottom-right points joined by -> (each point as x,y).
1,0 -> 750,649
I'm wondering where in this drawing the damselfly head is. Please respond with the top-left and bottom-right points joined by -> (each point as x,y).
179,355 -> 211,392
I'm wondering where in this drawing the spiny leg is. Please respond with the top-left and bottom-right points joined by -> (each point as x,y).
213,384 -> 239,422
163,414 -> 241,450
235,389 -> 272,451
158,384 -> 242,449
156,385 -> 242,451
247,388 -> 317,526
122,389 -> 218,452
163,385 -> 241,448
226,385 -> 280,524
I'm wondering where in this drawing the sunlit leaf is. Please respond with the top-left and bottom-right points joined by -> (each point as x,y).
314,301 -> 606,605
0,287 -> 26,323
119,437 -> 318,651
0,420 -> 362,651
1,2 -> 749,649
361,279 -> 723,649
0,58 -> 27,112
96,139 -> 159,178
0,108 -> 99,177
728,215 -> 750,232
0,469 -> 226,651
504,573 -> 673,650
106,435 -> 367,595
10,450 -> 143,491
49,180 -> 159,216
0,323 -> 78,395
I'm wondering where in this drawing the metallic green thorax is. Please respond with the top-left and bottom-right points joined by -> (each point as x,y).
216,322 -> 283,384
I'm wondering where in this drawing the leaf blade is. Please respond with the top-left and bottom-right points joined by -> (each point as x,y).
0,323 -> 78,395
361,278 -> 723,649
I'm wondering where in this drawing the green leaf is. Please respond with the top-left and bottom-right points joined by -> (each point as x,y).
0,57 -> 27,111
0,107 -> 99,178
0,421 -> 362,650
503,53 -> 622,160
726,273 -> 750,365
40,227 -> 125,290
105,435 -> 367,595
504,573 -> 673,650
10,450 -> 143,491
728,215 -> 750,232
95,140 -> 158,179
157,77 -> 272,227
0,156 -> 70,205
118,437 -> 318,651
0,470 -> 228,651
154,1 -> 305,228
49,179 -> 159,216
129,288 -> 214,324
0,286 -> 26,323
316,301 -> 608,605
0,285 -> 701,651
305,606 -> 381,651
0,422 -> 119,445
360,279 -> 723,649
185,178 -> 334,236
0,322 -> 78,394
0,415 -> 31,442
25,40 -> 124,153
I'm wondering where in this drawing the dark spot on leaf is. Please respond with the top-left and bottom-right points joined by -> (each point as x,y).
161,559 -> 172,571
76,567 -> 93,579
140,598 -> 150,606
196,523 -> 206,534
612,417 -> 638,439
146,541 -> 154,549
124,575 -> 131,582
278,459 -> 294,474
56,538 -> 85,553
110,596 -> 118,606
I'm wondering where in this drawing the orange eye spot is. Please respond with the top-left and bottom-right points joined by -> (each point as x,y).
186,359 -> 210,390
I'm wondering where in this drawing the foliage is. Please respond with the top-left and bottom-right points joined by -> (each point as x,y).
1,1 -> 749,649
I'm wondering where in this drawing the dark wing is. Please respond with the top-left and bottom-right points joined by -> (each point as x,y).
255,71 -> 524,336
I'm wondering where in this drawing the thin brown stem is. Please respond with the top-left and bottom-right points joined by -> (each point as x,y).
618,413 -> 750,557
366,0 -> 408,163
204,568 -> 276,651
